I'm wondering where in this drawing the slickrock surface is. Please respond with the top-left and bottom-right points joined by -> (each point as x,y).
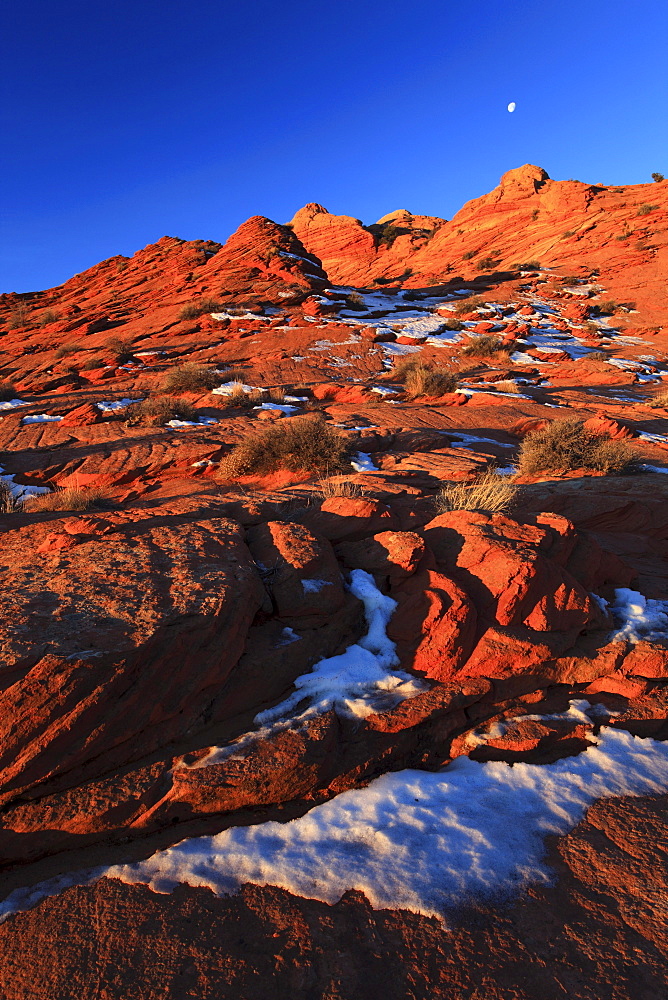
1,165 -> 667,998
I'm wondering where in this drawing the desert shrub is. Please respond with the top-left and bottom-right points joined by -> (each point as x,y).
476,256 -> 501,271
454,295 -> 485,315
651,173 -> 665,183
649,391 -> 668,409
162,363 -> 222,393
224,385 -> 265,409
105,335 -> 134,360
586,351 -> 608,361
80,356 -> 103,370
345,292 -> 367,311
0,381 -> 17,401
376,224 -> 407,248
7,303 -> 29,329
436,471 -> 518,515
218,414 -> 349,478
562,230 -> 576,238
39,309 -> 58,326
26,487 -> 110,512
637,203 -> 659,216
515,260 -> 541,271
583,321 -> 601,336
125,396 -> 198,426
491,379 -> 520,393
461,335 -> 510,357
441,319 -> 464,331
517,419 -> 636,475
462,250 -> 478,260
531,209 -> 539,220
319,478 -> 364,499
54,342 -> 81,359
403,363 -> 458,398
595,300 -> 617,315
178,298 -> 223,320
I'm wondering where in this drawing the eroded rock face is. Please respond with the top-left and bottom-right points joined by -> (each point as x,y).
0,513 -> 266,802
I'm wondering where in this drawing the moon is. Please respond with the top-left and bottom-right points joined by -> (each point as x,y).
507,102 -> 516,112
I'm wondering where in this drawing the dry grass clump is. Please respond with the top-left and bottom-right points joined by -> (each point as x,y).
54,342 -> 81,359
162,363 -> 222,393
218,415 -> 349,478
454,295 -> 485,315
39,309 -> 59,326
0,381 -> 17,401
224,385 -> 265,409
518,419 -> 637,476
436,471 -> 519,514
649,390 -> 668,409
26,486 -> 109,512
105,336 -> 135,361
319,478 -> 364,499
80,356 -> 103,370
461,335 -> 510,357
125,396 -> 198,426
178,298 -> 223,320
585,351 -> 608,362
491,379 -> 520,393
403,362 -> 458,398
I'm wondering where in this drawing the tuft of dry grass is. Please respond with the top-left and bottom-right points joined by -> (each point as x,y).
125,396 -> 198,426
649,390 -> 668,409
54,342 -> 81,359
26,486 -> 110,512
224,385 -> 265,409
403,363 -> 458,398
461,335 -> 510,357
0,381 -> 17,401
218,414 -> 350,478
454,295 -> 485,315
491,379 -> 520,393
518,419 -> 637,476
436,471 -> 519,514
319,478 -> 364,499
80,356 -> 103,370
105,336 -> 135,361
162,363 -> 222,393
178,298 -> 223,320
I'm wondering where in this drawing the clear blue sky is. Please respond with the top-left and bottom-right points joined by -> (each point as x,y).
2,0 -> 667,292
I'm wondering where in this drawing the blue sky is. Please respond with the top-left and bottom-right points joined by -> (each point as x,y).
2,0 -> 667,292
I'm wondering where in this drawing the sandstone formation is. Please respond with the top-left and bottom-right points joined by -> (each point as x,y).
0,166 -> 667,998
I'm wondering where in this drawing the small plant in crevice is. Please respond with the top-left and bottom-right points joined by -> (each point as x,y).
0,381 -> 17,401
637,203 -> 659,216
651,172 -> 664,183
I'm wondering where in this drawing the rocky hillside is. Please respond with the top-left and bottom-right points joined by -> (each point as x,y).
0,166 -> 667,999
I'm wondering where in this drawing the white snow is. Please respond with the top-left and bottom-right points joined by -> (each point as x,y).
642,464 -> 668,474
255,569 -> 427,725
0,399 -> 27,410
277,627 -> 301,647
447,433 -> 514,450
97,723 -> 668,924
95,398 -> 142,412
638,431 -> 668,446
21,414 -> 63,425
253,402 -> 299,415
0,467 -> 50,502
167,417 -> 218,428
608,588 -> 668,643
301,579 -> 332,594
370,386 -> 398,397
211,382 -> 262,396
351,452 -> 379,472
